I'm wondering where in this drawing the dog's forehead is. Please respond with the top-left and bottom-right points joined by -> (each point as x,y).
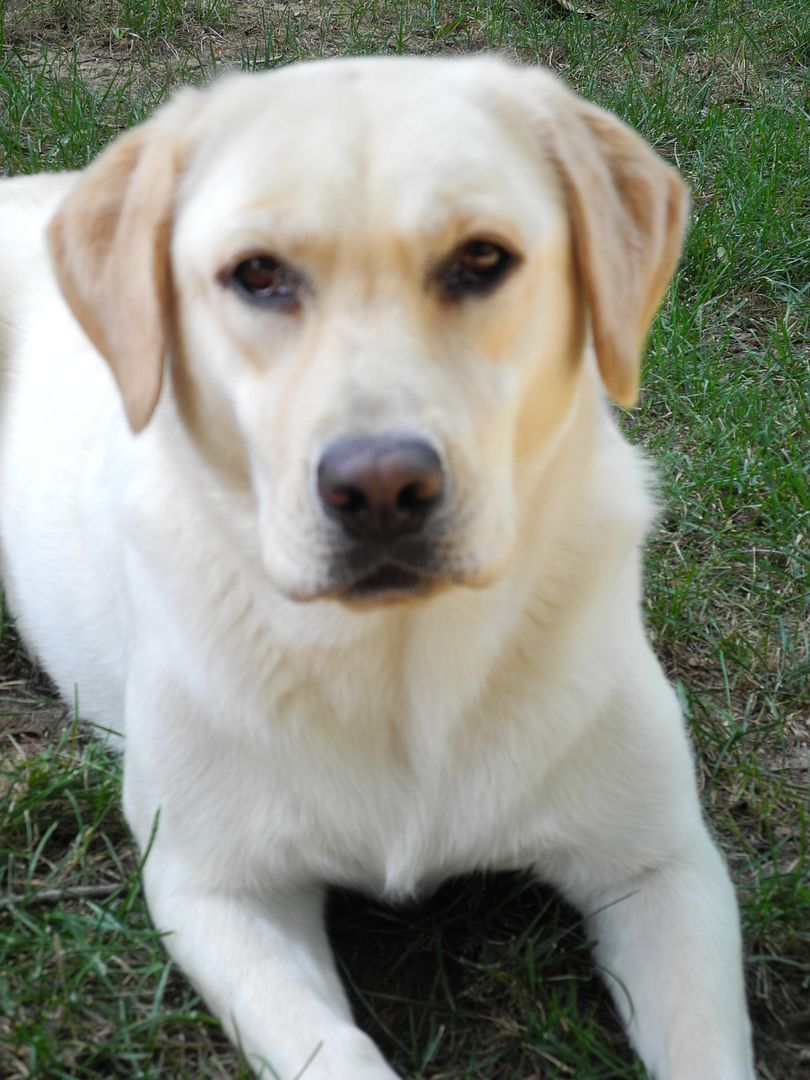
177,58 -> 563,250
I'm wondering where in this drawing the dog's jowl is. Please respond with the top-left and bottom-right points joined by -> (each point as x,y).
0,56 -> 754,1079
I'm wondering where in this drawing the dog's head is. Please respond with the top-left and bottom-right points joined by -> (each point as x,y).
48,57 -> 687,605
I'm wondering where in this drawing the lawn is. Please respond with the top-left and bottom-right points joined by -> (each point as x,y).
1,1 -> 808,1077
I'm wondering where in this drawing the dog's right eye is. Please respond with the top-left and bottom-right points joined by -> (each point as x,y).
227,255 -> 301,310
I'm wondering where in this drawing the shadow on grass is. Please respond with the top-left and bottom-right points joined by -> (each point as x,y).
329,872 -> 641,1079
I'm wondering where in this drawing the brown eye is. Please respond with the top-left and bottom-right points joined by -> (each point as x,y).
228,255 -> 301,310
441,240 -> 518,300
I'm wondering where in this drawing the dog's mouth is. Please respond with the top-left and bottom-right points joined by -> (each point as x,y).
281,534 -> 476,607
345,562 -> 435,603
285,551 -> 489,608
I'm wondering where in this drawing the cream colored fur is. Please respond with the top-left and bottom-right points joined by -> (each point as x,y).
0,57 -> 753,1079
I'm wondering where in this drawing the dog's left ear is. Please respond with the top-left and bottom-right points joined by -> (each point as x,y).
537,77 -> 689,406
48,93 -> 198,433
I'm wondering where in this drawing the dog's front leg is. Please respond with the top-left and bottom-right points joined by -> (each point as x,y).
554,825 -> 754,1080
137,853 -> 397,1079
118,610 -> 398,1077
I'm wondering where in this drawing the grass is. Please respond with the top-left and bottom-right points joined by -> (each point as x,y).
1,0 -> 808,1077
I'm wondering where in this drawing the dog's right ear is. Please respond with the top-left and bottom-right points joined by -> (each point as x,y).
48,94 -> 198,433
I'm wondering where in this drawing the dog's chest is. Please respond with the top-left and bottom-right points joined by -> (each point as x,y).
133,546 -> 612,897
174,631 -> 595,899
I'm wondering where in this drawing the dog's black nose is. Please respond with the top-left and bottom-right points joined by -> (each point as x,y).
317,436 -> 444,540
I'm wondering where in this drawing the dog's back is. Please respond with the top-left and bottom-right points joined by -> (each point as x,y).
0,176 -> 68,365
0,173 -> 128,730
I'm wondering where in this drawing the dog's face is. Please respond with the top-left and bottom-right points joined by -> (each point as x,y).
47,57 -> 687,605
170,61 -> 582,603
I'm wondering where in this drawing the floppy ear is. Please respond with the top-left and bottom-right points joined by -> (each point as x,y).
48,119 -> 187,432
541,85 -> 689,406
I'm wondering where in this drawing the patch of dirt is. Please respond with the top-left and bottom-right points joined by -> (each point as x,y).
0,626 -> 69,759
0,700 -> 69,745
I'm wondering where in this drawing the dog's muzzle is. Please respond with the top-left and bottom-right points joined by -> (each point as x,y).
316,435 -> 448,601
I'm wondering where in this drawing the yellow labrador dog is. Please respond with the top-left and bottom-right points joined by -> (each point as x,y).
0,57 -> 753,1079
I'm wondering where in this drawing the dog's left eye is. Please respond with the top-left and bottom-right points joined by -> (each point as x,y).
439,240 -> 518,301
228,255 -> 301,310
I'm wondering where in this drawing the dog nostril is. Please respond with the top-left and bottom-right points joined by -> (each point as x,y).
329,486 -> 368,515
398,483 -> 420,515
397,479 -> 439,515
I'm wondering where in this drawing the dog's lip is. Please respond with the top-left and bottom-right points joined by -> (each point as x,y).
282,560 -> 448,606
346,562 -> 432,599
281,557 -> 498,606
